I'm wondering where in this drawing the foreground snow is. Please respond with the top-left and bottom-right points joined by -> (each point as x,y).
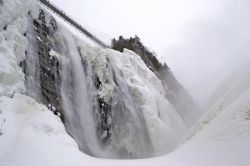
0,94 -> 87,166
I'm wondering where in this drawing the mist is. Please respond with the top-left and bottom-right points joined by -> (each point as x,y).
49,0 -> 250,108
162,0 -> 250,107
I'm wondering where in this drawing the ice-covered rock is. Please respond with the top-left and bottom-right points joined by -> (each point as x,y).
0,0 -> 30,96
76,39 -> 187,157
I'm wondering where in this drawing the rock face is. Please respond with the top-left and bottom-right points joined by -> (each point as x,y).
22,8 -> 117,154
112,36 -> 169,75
34,11 -> 61,112
21,8 -> 195,158
24,10 -> 63,120
94,76 -> 112,143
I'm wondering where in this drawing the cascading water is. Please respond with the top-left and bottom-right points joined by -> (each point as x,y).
57,25 -> 152,158
103,64 -> 153,158
58,26 -> 105,157
23,6 -> 195,159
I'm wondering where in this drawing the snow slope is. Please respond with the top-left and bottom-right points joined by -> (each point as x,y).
176,64 -> 250,166
0,94 -> 87,166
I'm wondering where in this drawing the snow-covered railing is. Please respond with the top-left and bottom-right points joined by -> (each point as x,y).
39,0 -> 109,48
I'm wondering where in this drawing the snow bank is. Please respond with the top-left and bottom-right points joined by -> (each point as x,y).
185,64 -> 250,143
0,94 -> 90,166
172,64 -> 250,166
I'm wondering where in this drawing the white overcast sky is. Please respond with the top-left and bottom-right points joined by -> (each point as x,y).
50,0 -> 250,107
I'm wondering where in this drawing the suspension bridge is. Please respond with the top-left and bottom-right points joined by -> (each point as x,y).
39,0 -> 109,48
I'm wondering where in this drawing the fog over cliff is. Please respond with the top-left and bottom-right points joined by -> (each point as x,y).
162,0 -> 250,106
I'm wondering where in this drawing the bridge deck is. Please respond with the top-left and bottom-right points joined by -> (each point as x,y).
39,0 -> 109,48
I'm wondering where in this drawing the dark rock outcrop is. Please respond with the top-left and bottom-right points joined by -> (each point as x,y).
112,36 -> 169,76
34,11 -> 62,114
23,10 -> 63,121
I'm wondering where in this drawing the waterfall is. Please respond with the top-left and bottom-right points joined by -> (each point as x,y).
103,63 -> 153,158
57,25 -> 153,158
23,7 -> 191,159
58,26 -> 104,157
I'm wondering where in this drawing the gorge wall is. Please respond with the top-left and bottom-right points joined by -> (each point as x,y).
0,0 -> 199,159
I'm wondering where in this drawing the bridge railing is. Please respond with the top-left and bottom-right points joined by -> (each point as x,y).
39,0 -> 109,48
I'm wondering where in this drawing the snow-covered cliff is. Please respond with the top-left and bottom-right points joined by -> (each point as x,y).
0,0 -> 196,159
